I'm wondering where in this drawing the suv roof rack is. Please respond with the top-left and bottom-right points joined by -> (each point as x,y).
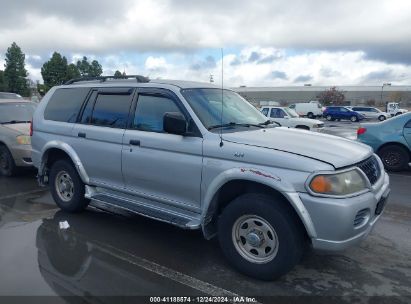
64,75 -> 150,85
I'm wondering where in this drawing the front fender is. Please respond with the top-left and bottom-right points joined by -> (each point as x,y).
40,141 -> 90,184
201,167 -> 317,239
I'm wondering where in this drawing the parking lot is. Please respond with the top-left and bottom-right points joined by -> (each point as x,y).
0,122 -> 410,303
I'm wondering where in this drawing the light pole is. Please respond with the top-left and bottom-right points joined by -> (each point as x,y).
380,82 -> 391,106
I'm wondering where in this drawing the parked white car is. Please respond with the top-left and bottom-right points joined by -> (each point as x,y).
350,106 -> 390,121
288,102 -> 323,118
261,106 -> 324,131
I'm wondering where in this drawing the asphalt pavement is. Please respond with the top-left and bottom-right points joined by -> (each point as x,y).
0,124 -> 410,303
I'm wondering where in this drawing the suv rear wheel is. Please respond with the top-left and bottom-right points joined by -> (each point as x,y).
307,112 -> 314,119
50,159 -> 90,212
0,145 -> 16,176
218,193 -> 305,280
326,115 -> 333,121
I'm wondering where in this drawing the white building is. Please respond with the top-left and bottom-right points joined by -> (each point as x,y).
233,85 -> 411,107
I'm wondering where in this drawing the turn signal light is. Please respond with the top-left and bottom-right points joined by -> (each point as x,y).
310,175 -> 332,193
357,127 -> 367,136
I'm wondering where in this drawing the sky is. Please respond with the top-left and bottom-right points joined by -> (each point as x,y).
0,0 -> 411,87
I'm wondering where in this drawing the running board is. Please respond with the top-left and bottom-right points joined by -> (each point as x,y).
89,192 -> 201,229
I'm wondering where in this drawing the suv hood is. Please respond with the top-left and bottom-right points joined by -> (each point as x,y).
1,123 -> 30,135
223,127 -> 372,168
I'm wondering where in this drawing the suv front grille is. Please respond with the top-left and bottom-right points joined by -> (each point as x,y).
357,156 -> 381,185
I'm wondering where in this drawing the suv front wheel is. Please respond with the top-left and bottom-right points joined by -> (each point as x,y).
50,159 -> 90,212
218,193 -> 305,280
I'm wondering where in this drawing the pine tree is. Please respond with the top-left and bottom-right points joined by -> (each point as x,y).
0,70 -> 7,91
4,42 -> 28,95
41,52 -> 69,88
76,56 -> 103,77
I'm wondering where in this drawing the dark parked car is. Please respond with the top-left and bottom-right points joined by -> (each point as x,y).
323,106 -> 365,122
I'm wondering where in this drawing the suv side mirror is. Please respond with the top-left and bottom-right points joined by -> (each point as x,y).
163,112 -> 187,135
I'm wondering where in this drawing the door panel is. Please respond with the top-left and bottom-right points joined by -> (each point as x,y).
72,124 -> 125,187
122,90 -> 203,208
70,88 -> 134,188
122,131 -> 203,207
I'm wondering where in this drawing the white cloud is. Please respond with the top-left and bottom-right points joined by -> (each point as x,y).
91,47 -> 411,87
145,56 -> 169,72
1,0 -> 411,61
2,0 -> 411,85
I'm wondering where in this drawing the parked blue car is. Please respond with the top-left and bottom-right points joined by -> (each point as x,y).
357,113 -> 411,171
323,106 -> 365,122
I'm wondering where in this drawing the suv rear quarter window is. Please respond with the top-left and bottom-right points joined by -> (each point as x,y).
44,88 -> 90,122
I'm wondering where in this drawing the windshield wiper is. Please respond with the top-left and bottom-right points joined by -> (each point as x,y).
0,120 -> 31,125
259,119 -> 281,127
207,122 -> 265,130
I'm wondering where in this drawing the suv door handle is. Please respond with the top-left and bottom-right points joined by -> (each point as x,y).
129,139 -> 140,146
78,132 -> 86,138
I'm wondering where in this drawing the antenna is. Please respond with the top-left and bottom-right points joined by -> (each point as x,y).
219,48 -> 224,147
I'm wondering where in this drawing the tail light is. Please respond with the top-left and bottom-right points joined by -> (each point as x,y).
357,127 -> 367,136
30,120 -> 33,136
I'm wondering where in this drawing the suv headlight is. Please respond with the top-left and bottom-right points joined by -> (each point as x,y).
308,169 -> 368,196
16,135 -> 31,145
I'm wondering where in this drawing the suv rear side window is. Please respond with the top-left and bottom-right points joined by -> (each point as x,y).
44,88 -> 90,122
133,95 -> 182,132
90,93 -> 133,128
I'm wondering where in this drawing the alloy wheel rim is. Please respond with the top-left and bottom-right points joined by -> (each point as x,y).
232,215 -> 279,264
55,171 -> 74,202
384,152 -> 400,167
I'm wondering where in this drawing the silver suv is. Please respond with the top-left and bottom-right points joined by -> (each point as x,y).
31,76 -> 390,280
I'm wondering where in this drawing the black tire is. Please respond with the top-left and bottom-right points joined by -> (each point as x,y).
0,145 -> 17,176
326,115 -> 332,121
378,115 -> 386,121
49,159 -> 90,212
218,193 -> 305,280
378,145 -> 410,172
307,112 -> 314,119
395,112 -> 402,116
350,115 -> 358,122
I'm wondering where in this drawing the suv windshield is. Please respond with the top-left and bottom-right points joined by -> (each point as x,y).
0,103 -> 36,124
181,88 -> 267,130
0,92 -> 23,100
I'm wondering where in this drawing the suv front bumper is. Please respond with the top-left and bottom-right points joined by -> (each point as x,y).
298,171 -> 390,251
